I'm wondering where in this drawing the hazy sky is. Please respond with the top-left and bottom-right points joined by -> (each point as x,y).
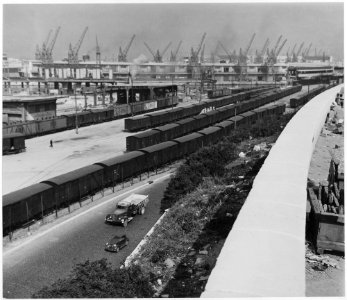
3,2 -> 344,61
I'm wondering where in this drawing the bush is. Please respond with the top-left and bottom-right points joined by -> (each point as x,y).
33,259 -> 154,298
161,112 -> 296,212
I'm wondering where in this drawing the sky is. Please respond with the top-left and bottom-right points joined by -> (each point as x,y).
2,1 -> 344,62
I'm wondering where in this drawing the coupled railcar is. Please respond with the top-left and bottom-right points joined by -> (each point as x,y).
125,86 -> 302,151
3,133 -> 26,155
123,87 -> 272,132
2,97 -> 178,139
4,83 -> 333,236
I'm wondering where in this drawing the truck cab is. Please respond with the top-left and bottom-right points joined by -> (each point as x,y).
105,194 -> 149,227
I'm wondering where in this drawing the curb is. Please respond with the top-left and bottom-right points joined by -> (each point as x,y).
124,209 -> 169,268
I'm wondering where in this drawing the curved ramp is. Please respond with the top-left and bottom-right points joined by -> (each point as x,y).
202,84 -> 343,297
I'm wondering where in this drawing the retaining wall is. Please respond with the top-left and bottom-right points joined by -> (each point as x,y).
202,84 -> 343,297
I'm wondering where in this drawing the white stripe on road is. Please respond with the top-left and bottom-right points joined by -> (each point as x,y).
3,173 -> 172,257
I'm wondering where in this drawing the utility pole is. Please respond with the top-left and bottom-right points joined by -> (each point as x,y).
74,87 -> 79,134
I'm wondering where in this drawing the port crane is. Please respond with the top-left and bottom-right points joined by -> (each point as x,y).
272,35 -> 282,54
304,42 -> 312,56
35,29 -> 52,60
255,38 -> 269,63
200,44 -> 205,63
292,42 -> 304,62
44,26 -> 61,63
239,33 -> 256,64
189,32 -> 206,63
275,38 -> 287,58
68,27 -> 88,64
118,34 -> 136,62
219,41 -> 233,62
210,43 -> 220,63
144,41 -> 172,63
170,40 -> 182,62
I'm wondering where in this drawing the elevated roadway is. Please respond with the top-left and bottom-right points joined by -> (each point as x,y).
202,84 -> 343,297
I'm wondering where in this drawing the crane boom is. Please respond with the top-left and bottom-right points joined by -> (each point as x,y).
48,26 -> 61,53
276,38 -> 287,56
174,40 -> 182,57
124,34 -> 136,56
260,38 -> 270,56
291,44 -> 297,56
161,42 -> 172,57
296,42 -> 304,56
244,33 -> 256,56
200,44 -> 205,62
196,32 -> 207,56
44,30 -> 53,47
219,41 -> 231,59
273,35 -> 282,54
73,27 -> 88,56
144,42 -> 156,58
305,42 -> 312,56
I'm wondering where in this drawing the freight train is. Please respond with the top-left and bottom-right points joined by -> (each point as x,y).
289,86 -> 327,108
124,86 -> 276,132
3,84 -> 334,236
2,96 -> 179,139
126,87 -> 301,151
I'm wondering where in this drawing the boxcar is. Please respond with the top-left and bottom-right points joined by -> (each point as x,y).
42,165 -> 104,209
139,141 -> 179,169
174,117 -> 197,135
192,114 -> 210,129
126,130 -> 161,151
173,132 -> 205,157
182,104 -> 203,118
3,183 -> 54,235
114,104 -> 131,118
37,117 -> 67,135
146,110 -> 171,127
228,115 -> 246,127
154,123 -> 182,143
3,133 -> 26,154
252,107 -> 269,120
202,110 -> 221,124
131,102 -> 146,114
214,120 -> 234,136
124,115 -> 151,132
94,151 -> 146,186
240,111 -> 257,125
198,126 -> 222,146
90,108 -> 114,123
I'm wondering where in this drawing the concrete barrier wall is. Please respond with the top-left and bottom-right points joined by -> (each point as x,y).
202,84 -> 343,298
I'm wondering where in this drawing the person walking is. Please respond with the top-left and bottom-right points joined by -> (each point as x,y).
50,140 -> 53,147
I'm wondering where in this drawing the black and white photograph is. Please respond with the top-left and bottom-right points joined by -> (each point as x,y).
2,0 -> 344,298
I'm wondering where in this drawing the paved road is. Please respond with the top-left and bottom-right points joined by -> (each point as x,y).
3,174 -> 172,298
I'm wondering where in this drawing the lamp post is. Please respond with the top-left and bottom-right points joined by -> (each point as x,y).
74,87 -> 79,134
171,73 -> 174,109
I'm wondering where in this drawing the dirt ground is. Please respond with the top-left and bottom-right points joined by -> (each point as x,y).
306,102 -> 344,297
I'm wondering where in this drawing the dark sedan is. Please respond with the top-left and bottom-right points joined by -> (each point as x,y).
104,235 -> 129,252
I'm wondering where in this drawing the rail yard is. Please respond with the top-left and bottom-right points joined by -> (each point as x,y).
2,2 -> 344,299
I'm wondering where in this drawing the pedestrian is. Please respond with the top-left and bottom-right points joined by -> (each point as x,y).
50,140 -> 53,147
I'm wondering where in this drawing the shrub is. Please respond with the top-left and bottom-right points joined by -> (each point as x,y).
33,260 -> 154,298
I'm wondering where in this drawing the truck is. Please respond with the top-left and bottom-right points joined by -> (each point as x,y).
105,194 -> 149,227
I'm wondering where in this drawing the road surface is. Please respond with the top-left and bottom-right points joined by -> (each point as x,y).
3,173 -> 172,298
